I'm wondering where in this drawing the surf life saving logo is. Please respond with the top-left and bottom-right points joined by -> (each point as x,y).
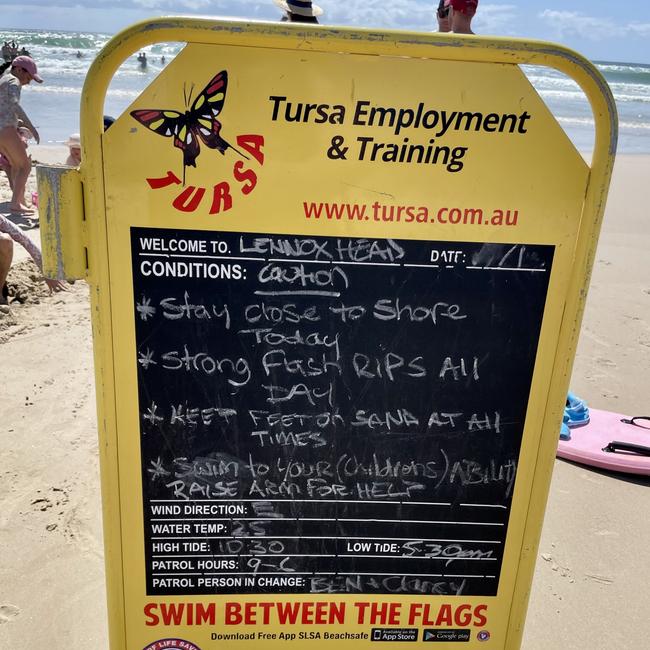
130,70 -> 264,217
143,638 -> 201,650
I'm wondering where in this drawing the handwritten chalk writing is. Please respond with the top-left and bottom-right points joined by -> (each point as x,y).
439,356 -> 479,381
428,412 -> 464,428
251,430 -> 327,449
355,482 -> 426,499
231,519 -> 268,537
239,328 -> 341,359
136,296 -> 157,321
258,263 -> 349,290
133,229 -> 553,596
467,412 -> 501,433
214,539 -> 287,555
449,459 -> 517,497
248,410 -> 344,430
328,303 -> 366,322
373,298 -> 466,324
262,383 -> 335,407
246,477 -> 427,500
335,454 -> 441,482
159,292 -> 231,327
275,458 -> 334,481
249,479 -> 303,499
138,348 -> 157,369
166,479 -> 239,500
169,404 -> 237,427
351,409 -> 420,431
262,350 -> 342,377
161,347 -> 251,386
353,353 -> 426,381
425,411 -> 502,435
153,450 -> 517,502
304,479 -> 350,498
173,456 -> 242,480
309,576 -> 466,595
143,401 -> 163,424
382,576 -> 467,595
335,238 -> 405,263
246,556 -> 295,575
240,236 -> 334,260
398,540 -> 495,565
244,302 -> 321,325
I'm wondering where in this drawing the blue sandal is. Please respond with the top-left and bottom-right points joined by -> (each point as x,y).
565,391 -> 590,427
560,412 -> 571,441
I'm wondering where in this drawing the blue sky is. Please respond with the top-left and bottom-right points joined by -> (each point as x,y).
2,1 -> 650,63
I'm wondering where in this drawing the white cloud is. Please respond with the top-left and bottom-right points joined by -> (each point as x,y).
325,1 -> 433,30
473,4 -> 518,35
133,0 -> 222,9
539,10 -> 650,41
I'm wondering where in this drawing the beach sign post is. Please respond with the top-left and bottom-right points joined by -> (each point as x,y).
36,18 -> 616,650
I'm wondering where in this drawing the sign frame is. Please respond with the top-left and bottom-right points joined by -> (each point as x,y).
65,17 -> 616,650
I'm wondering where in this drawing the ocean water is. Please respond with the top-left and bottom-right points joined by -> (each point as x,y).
2,27 -> 649,154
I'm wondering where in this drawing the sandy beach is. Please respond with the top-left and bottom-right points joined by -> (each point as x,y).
0,147 -> 649,649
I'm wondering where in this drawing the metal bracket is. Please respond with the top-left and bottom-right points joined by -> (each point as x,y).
36,165 -> 87,280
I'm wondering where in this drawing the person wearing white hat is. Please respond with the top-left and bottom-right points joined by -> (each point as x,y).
274,0 -> 323,23
0,55 -> 42,213
65,133 -> 82,167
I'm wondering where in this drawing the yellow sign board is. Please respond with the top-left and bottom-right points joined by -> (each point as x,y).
41,18 -> 616,650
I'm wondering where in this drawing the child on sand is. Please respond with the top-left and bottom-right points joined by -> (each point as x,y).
65,133 -> 82,167
0,214 -> 66,308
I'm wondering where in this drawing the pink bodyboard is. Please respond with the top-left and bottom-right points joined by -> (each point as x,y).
557,408 -> 650,475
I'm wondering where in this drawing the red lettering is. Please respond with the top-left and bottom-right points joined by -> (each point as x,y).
474,604 -> 488,627
355,601 -> 370,624
301,602 -> 314,624
143,602 -> 216,627
160,603 -> 185,626
454,604 -> 473,626
225,602 -> 242,625
144,603 -> 159,626
209,181 -> 233,214
196,603 -> 216,625
259,601 -> 273,625
236,134 -> 265,165
244,602 -> 256,624
435,604 -> 453,626
233,160 -> 258,195
276,602 -> 301,624
147,170 -> 181,189
172,185 -> 205,212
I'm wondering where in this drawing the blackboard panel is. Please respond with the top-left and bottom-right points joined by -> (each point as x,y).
131,227 -> 553,597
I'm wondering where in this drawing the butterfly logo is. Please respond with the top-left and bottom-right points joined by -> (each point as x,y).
130,70 -> 247,183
